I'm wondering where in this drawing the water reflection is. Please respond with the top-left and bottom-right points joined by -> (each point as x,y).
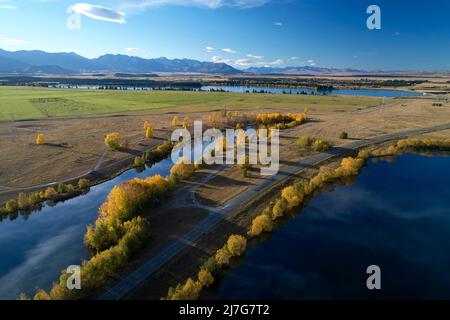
212,154 -> 450,299
0,158 -> 174,299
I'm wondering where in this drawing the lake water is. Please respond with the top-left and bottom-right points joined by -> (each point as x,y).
0,139 -> 214,299
212,154 -> 450,299
56,84 -> 423,98
201,86 -> 424,97
0,158 -> 174,299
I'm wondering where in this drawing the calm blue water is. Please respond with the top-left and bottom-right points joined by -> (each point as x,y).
212,154 -> 450,299
0,139 -> 215,299
0,159 -> 174,299
56,85 -> 423,97
202,86 -> 424,97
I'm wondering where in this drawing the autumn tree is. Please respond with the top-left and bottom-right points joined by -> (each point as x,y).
198,270 -> 214,287
145,126 -> 153,139
227,235 -> 247,257
296,136 -> 311,149
281,186 -> 303,209
183,115 -> 191,129
78,178 -> 90,189
172,116 -> 179,127
104,132 -> 122,150
36,134 -> 46,145
312,139 -> 330,152
248,214 -> 273,237
215,246 -> 232,266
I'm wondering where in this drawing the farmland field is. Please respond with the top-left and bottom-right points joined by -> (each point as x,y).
0,86 -> 381,121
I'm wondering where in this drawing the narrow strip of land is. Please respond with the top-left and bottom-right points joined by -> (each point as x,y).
99,122 -> 450,300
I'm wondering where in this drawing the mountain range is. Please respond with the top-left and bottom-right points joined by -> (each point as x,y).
244,66 -> 368,75
0,49 -> 241,75
0,48 -> 418,76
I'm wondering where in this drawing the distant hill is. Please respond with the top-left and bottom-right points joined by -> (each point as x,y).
0,48 -> 241,74
245,66 -> 368,75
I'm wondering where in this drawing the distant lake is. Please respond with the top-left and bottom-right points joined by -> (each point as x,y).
55,84 -> 424,97
211,154 -> 450,299
201,86 -> 424,97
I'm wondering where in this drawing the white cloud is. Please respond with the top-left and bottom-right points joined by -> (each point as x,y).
222,48 -> 236,54
261,58 -> 283,67
125,47 -> 146,54
274,22 -> 282,26
120,0 -> 270,11
234,58 -> 253,67
212,55 -> 231,64
288,56 -> 299,61
227,57 -> 284,68
307,59 -> 316,66
72,3 -> 126,24
206,46 -> 215,52
247,54 -> 262,59
0,37 -> 29,46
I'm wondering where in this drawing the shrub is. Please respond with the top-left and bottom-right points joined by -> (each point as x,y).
312,139 -> 330,152
272,198 -> 287,220
17,193 -> 31,210
78,178 -> 90,189
85,220 -> 122,252
201,257 -> 219,275
36,134 -> 46,145
335,157 -> 365,177
104,132 -> 122,150
33,289 -> 51,300
357,150 -> 370,160
248,214 -> 273,237
340,131 -> 349,139
44,187 -> 58,198
5,199 -> 18,213
170,158 -> 195,181
227,235 -> 247,257
296,136 -> 311,149
198,270 -> 214,287
215,246 -> 232,266
134,156 -> 145,167
66,184 -> 75,193
167,278 -> 202,300
57,183 -> 67,194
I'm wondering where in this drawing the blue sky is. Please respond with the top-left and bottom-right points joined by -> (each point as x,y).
0,0 -> 449,70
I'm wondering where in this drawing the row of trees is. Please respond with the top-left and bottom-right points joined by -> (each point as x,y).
371,138 -> 450,157
249,151 -> 368,237
165,234 -> 247,300
256,112 -> 307,127
27,147 -> 198,299
0,179 -> 90,217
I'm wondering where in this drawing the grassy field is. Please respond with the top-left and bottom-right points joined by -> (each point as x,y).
0,86 -> 381,121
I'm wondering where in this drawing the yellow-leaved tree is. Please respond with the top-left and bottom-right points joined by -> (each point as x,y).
145,126 -> 153,139
104,132 -> 122,150
36,134 -> 46,145
172,116 -> 179,127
